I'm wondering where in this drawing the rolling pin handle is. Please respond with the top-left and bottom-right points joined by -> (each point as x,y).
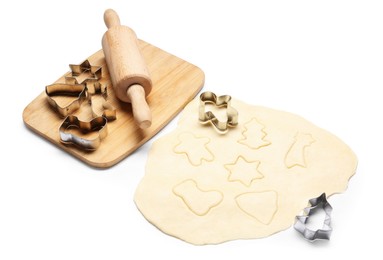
104,9 -> 121,28
127,84 -> 152,129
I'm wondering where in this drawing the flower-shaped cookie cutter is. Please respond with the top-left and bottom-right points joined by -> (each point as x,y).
294,193 -> 333,242
198,91 -> 238,134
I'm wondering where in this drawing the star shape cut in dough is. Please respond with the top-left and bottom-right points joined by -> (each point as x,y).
224,156 -> 264,186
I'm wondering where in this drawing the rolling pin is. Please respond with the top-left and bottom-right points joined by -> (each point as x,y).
102,9 -> 152,129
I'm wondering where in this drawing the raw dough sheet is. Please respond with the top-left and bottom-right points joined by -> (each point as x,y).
134,96 -> 357,245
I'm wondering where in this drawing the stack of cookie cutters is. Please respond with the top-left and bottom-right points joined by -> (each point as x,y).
45,60 -> 116,150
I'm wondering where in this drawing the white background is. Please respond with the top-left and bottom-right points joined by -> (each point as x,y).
1,0 -> 382,259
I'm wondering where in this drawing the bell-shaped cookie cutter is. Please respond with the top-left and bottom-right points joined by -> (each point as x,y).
198,91 -> 238,134
59,115 -> 108,151
294,193 -> 333,242
45,83 -> 88,117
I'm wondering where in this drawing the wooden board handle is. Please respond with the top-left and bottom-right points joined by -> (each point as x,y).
104,9 -> 120,28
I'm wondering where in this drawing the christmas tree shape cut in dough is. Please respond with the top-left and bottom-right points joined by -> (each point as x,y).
238,118 -> 271,149
135,96 -> 357,245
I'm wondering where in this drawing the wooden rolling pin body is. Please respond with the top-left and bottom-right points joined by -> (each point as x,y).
102,9 -> 152,129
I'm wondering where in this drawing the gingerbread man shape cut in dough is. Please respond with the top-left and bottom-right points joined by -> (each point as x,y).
134,96 -> 357,245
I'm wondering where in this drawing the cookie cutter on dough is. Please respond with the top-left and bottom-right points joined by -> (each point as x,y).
294,193 -> 333,242
198,91 -> 238,134
59,115 -> 108,150
45,83 -> 88,117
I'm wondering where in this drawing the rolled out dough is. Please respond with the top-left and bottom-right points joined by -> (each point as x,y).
134,96 -> 357,245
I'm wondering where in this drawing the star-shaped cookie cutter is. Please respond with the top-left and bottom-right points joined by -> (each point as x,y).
65,59 -> 102,86
45,59 -> 104,118
294,193 -> 333,242
198,91 -> 238,134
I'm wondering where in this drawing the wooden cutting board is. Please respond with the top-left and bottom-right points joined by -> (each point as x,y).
23,40 -> 205,168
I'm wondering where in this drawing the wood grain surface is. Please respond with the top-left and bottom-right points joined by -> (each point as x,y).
23,40 -> 205,168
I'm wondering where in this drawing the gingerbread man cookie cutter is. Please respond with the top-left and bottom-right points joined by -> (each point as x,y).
57,85 -> 116,151
294,193 -> 333,242
198,91 -> 238,134
59,115 -> 108,151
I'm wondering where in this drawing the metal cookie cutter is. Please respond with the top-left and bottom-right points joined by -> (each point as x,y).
59,115 -> 108,151
294,193 -> 333,242
65,59 -> 102,86
45,83 -> 88,117
199,91 -> 238,134
46,59 -> 103,117
57,83 -> 116,150
46,59 -> 114,150
89,82 -> 116,121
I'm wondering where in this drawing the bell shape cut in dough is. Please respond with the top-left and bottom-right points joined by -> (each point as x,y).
235,191 -> 278,225
134,96 -> 357,245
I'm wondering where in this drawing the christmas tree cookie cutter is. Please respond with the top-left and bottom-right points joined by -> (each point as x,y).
198,91 -> 238,134
88,81 -> 116,120
294,193 -> 333,242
